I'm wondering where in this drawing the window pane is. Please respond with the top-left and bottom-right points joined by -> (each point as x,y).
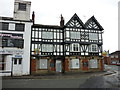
89,44 -> 98,52
15,23 -> 25,31
7,39 -> 14,47
19,59 -> 22,64
89,33 -> 98,40
14,59 -> 17,64
71,43 -> 79,52
42,44 -> 53,52
18,3 -> 26,11
2,23 -> 9,30
42,32 -> 53,39
71,32 -> 80,39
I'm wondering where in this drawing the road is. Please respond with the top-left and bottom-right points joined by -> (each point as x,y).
2,65 -> 120,88
2,76 -> 89,88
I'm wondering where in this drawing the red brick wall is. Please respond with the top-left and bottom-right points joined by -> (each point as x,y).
99,59 -> 104,71
65,59 -> 69,71
31,59 -> 37,72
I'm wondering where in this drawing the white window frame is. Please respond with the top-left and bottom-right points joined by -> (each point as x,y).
39,59 -> 48,69
89,44 -> 98,52
42,44 -> 53,52
42,32 -> 53,39
89,33 -> 98,40
70,43 -> 80,52
70,59 -> 80,69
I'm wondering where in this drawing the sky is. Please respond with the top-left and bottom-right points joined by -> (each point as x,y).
0,0 -> 119,53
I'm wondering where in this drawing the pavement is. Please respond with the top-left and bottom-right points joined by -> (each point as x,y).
2,70 -> 116,80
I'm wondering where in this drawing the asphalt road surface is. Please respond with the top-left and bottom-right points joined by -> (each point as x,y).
2,65 -> 120,88
2,76 -> 89,88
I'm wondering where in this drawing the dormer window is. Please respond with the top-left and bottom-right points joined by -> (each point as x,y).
18,3 -> 26,11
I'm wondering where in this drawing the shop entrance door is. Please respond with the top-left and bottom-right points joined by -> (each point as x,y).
12,58 -> 22,76
56,60 -> 62,72
82,59 -> 89,71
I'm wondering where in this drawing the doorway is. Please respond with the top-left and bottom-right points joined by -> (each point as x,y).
56,60 -> 62,73
12,58 -> 22,76
82,59 -> 89,71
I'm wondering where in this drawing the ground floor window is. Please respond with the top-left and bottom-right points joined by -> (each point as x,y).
13,58 -> 22,65
39,59 -> 48,69
89,59 -> 98,68
0,56 -> 5,70
70,59 -> 80,69
111,60 -> 119,64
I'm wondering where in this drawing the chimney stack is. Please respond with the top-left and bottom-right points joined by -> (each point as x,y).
32,11 -> 35,24
60,14 -> 64,27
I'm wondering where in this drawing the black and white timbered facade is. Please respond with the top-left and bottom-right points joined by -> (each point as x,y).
31,13 -> 104,74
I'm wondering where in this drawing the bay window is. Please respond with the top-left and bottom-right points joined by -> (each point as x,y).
70,43 -> 80,52
89,44 -> 98,52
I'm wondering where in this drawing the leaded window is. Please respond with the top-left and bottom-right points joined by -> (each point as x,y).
89,33 -> 98,40
42,32 -> 53,39
42,44 -> 53,52
71,32 -> 80,39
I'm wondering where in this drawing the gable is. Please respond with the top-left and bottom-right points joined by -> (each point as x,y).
85,16 -> 104,30
65,13 -> 85,28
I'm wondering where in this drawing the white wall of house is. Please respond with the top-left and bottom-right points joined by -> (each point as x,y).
0,19 -> 32,76
0,0 -> 32,76
22,22 -> 32,75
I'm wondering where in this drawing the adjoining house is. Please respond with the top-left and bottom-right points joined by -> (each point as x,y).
109,51 -> 120,65
0,0 -> 32,76
30,13 -> 104,75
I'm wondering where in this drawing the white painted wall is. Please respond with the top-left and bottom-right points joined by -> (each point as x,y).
22,22 -> 32,75
14,0 -> 31,21
0,20 -> 32,76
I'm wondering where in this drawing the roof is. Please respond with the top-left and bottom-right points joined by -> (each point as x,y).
65,13 -> 85,28
32,24 -> 63,29
110,50 -> 120,55
0,16 -> 32,22
85,16 -> 104,30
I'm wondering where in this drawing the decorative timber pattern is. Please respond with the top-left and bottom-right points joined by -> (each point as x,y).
31,13 -> 104,57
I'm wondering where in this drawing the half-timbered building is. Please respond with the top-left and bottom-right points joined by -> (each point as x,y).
31,13 -> 104,75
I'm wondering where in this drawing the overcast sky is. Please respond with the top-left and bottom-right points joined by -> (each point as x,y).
0,0 -> 119,53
